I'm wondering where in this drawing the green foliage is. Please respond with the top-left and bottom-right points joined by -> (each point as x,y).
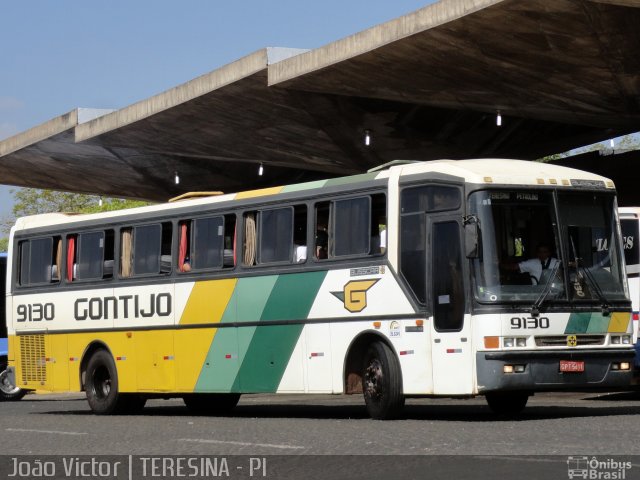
11,188 -> 150,217
0,188 -> 152,246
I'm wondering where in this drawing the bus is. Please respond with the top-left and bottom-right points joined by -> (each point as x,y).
4,159 -> 635,418
1,253 -> 26,400
618,207 -> 640,378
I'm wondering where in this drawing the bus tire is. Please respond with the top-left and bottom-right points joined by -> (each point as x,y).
0,360 -> 26,401
85,349 -> 131,415
486,392 -> 529,415
183,393 -> 241,415
362,341 -> 405,419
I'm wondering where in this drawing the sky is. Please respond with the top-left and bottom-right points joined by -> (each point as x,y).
0,0 -> 436,218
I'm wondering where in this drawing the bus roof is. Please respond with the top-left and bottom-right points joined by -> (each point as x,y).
12,159 -> 613,231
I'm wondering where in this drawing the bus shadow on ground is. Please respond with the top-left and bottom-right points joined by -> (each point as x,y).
34,399 -> 640,421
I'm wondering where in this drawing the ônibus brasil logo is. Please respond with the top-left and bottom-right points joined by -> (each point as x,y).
567,456 -> 632,479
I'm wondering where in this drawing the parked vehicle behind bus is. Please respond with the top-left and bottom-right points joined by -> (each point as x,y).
0,253 -> 26,400
618,207 -> 640,379
4,160 -> 636,418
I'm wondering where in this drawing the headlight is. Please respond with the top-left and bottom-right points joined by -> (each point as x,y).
516,338 -> 527,347
622,335 -> 631,345
504,337 -> 515,348
611,336 -> 621,344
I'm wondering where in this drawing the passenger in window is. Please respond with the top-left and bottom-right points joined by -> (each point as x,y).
293,228 -> 307,263
181,258 -> 192,272
315,223 -> 328,259
502,243 -> 559,285
373,216 -> 387,254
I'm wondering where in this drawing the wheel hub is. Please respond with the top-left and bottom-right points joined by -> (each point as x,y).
364,359 -> 383,400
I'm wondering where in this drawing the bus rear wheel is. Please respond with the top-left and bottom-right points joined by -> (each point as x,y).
485,392 -> 529,415
362,341 -> 404,420
183,393 -> 241,415
0,361 -> 26,401
85,349 -> 140,415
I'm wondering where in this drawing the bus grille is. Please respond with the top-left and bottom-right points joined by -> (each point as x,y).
19,335 -> 46,384
534,335 -> 605,347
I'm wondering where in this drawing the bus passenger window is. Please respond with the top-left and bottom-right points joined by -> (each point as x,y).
332,196 -> 370,257
76,231 -> 107,280
192,216 -> 224,270
259,207 -> 293,264
18,237 -> 59,286
134,224 -> 161,275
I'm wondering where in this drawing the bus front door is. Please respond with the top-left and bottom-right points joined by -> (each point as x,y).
428,218 -> 474,395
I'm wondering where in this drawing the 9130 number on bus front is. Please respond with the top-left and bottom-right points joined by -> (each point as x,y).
510,317 -> 549,329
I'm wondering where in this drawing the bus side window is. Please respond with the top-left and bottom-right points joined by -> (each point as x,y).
75,231 -> 111,281
18,237 -> 59,286
133,224 -> 161,275
332,196 -> 370,257
258,207 -> 293,264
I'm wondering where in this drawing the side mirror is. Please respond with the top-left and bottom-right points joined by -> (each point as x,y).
464,219 -> 479,259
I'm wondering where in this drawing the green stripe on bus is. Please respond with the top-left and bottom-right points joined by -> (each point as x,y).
281,180 -> 327,193
194,276 -> 278,392
586,313 -> 610,334
236,271 -> 327,392
564,312 -> 591,334
324,172 -> 379,187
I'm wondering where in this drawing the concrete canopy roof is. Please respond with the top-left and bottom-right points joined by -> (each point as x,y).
1,0 -> 639,201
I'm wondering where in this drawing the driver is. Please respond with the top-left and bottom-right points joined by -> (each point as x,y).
503,243 -> 559,285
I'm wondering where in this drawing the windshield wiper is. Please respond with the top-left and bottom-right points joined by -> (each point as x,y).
531,260 -> 562,317
578,265 -> 610,316
569,234 -> 610,316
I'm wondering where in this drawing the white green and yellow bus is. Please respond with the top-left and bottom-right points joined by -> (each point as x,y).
5,159 -> 635,419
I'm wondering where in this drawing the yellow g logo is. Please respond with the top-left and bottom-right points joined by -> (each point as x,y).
331,279 -> 380,313
567,335 -> 577,347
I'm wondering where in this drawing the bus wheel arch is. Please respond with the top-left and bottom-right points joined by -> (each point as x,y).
79,341 -> 112,391
343,331 -> 399,394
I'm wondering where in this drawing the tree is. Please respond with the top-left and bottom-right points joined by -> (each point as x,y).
0,188 -> 151,251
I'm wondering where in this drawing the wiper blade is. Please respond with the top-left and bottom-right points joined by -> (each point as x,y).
579,265 -> 610,316
531,260 -> 562,317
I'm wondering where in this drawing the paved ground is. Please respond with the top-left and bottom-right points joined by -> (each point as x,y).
1,391 -> 640,456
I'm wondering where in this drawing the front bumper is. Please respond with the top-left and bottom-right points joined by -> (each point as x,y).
477,348 -> 636,393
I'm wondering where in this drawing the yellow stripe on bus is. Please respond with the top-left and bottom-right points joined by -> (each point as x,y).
607,312 -> 629,333
234,186 -> 283,199
180,278 -> 237,325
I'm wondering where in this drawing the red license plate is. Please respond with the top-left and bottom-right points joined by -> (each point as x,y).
560,360 -> 585,372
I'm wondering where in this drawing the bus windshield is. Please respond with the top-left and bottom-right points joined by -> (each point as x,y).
470,190 -> 627,305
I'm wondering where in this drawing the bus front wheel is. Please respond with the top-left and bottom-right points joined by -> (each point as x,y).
183,393 -> 241,415
485,391 -> 529,415
0,361 -> 26,401
362,341 -> 405,420
85,349 -> 141,415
